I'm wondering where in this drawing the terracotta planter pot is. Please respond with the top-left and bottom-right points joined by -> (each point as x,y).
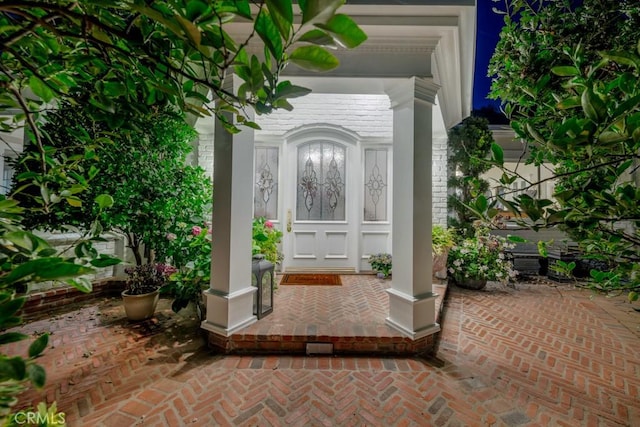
121,289 -> 159,321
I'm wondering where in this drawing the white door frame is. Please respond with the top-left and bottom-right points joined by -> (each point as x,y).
280,125 -> 361,273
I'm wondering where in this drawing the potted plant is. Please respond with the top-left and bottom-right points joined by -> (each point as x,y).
432,225 -> 455,279
447,228 -> 516,289
122,263 -> 170,321
160,225 -> 212,320
369,253 -> 392,278
252,217 -> 284,266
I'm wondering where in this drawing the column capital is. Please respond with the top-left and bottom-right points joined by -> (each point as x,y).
386,77 -> 440,109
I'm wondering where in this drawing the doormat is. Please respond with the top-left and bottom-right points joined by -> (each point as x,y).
280,274 -> 342,286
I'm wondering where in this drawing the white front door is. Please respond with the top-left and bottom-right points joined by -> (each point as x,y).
282,139 -> 359,272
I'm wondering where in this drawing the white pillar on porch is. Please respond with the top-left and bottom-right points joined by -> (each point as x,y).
385,77 -> 441,339
201,78 -> 257,336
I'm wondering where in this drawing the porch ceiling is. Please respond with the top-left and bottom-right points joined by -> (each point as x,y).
228,3 -> 476,129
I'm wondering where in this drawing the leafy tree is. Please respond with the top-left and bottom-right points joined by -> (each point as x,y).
12,103 -> 212,265
1,0 -> 367,137
0,0 -> 365,420
487,0 -> 640,296
448,116 -> 496,238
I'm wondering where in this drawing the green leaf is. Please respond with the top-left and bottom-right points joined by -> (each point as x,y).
526,122 -> 544,144
507,235 -> 527,243
289,46 -> 339,72
490,143 -> 503,165
600,51 -> 640,69
90,255 -> 121,268
66,197 -> 82,207
255,10 -> 283,59
314,14 -> 367,49
266,0 -> 294,39
628,291 -> 639,302
65,277 -> 93,293
250,55 -> 264,92
537,240 -> 548,257
29,76 -> 54,103
298,29 -> 336,47
3,231 -> 35,252
0,297 -> 25,323
88,165 -> 99,180
475,194 -> 488,212
300,0 -> 344,25
28,334 -> 49,358
581,87 -> 606,123
95,194 -> 114,209
275,81 -> 312,100
1,258 -> 94,285
551,66 -> 580,76
27,364 -> 46,388
0,332 -> 28,345
186,0 -> 210,21
598,131 -> 626,144
103,82 -> 127,97
8,357 -> 26,380
556,96 -> 581,110
176,15 -> 202,47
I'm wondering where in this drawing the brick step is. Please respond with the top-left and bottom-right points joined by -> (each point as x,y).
215,333 -> 436,356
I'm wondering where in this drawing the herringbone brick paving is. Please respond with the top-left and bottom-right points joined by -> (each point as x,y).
222,275 -> 445,354
8,278 -> 640,426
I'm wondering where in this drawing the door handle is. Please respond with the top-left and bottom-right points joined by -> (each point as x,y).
287,209 -> 292,232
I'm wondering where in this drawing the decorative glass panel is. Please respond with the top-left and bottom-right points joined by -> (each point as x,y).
297,141 -> 346,221
364,148 -> 388,221
254,147 -> 279,219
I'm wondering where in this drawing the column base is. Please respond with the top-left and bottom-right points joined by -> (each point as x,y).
385,288 -> 440,339
200,286 -> 257,337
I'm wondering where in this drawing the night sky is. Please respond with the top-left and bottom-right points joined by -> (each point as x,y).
473,0 -> 507,114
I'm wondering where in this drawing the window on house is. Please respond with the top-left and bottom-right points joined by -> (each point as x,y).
1,155 -> 15,196
254,146 -> 279,219
363,148 -> 388,221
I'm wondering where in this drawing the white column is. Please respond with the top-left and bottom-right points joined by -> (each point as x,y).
201,78 -> 257,336
385,77 -> 441,339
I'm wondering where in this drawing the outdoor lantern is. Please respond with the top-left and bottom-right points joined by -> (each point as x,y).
251,254 -> 274,319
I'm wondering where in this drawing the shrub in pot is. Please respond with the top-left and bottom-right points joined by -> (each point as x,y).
432,225 -> 455,279
122,263 -> 171,321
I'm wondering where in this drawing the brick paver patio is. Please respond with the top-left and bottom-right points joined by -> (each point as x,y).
222,275 -> 445,354
7,277 -> 640,426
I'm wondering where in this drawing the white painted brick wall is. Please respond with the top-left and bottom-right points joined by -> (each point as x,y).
256,94 -> 393,138
432,136 -> 449,226
196,133 -> 215,179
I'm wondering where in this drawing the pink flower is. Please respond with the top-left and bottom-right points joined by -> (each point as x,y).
156,263 -> 177,276
166,232 -> 177,241
192,225 -> 202,236
265,220 -> 273,229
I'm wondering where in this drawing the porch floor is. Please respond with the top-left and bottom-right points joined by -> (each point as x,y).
221,274 -> 446,354
8,277 -> 640,425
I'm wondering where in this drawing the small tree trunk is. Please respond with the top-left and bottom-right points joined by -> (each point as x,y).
127,232 -> 143,266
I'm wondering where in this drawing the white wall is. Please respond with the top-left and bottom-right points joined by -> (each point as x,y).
256,93 -> 393,139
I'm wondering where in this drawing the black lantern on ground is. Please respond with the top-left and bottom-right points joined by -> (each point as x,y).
251,254 -> 274,319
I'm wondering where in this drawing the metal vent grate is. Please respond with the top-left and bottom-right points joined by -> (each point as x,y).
306,343 -> 333,355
